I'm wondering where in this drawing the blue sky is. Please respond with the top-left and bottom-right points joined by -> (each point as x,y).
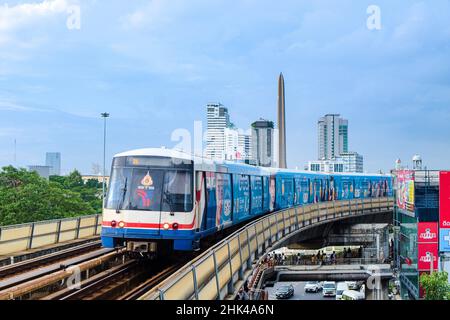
1,0 -> 449,174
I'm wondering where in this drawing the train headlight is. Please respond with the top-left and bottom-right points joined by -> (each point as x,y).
111,220 -> 117,228
163,223 -> 170,230
118,221 -> 125,228
172,223 -> 179,230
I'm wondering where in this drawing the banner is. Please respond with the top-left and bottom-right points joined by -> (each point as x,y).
418,222 -> 438,243
417,242 -> 439,271
396,170 -> 415,214
440,171 -> 450,252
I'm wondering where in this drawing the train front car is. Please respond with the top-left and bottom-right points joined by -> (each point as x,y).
101,148 -> 196,256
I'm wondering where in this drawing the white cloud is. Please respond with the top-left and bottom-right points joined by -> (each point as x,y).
0,0 -> 71,32
120,0 -> 188,30
0,99 -> 51,112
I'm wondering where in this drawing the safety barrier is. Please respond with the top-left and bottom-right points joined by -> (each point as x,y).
0,214 -> 102,256
140,197 -> 394,300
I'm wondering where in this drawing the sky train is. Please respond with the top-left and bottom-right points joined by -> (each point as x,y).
101,148 -> 392,254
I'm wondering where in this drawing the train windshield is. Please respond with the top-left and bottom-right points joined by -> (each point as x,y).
105,156 -> 193,212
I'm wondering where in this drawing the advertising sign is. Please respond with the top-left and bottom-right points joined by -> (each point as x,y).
418,222 -> 439,271
418,242 -> 439,271
396,170 -> 415,214
440,171 -> 450,252
418,222 -> 438,243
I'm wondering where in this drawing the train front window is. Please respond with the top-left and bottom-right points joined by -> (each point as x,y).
161,170 -> 193,212
105,156 -> 193,212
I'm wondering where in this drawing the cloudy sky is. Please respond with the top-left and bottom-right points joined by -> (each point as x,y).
1,0 -> 449,174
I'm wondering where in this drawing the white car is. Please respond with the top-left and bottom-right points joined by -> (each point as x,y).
336,282 -> 349,300
345,281 -> 358,290
341,290 -> 365,300
322,281 -> 336,297
304,281 -> 321,293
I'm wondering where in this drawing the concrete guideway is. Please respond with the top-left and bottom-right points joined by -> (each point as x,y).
0,214 -> 102,257
139,197 -> 394,300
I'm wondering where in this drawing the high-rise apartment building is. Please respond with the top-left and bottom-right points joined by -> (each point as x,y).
205,103 -> 230,160
340,152 -> 363,173
318,114 -> 348,160
251,119 -> 274,167
238,133 -> 252,163
224,128 -> 239,160
46,152 -> 61,176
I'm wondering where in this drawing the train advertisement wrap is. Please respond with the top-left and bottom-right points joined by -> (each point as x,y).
439,171 -> 450,252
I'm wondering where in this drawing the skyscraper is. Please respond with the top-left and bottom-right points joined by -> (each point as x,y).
205,103 -> 230,160
237,133 -> 252,163
224,127 -> 239,160
277,73 -> 287,168
46,152 -> 61,176
317,114 -> 348,160
251,119 -> 274,167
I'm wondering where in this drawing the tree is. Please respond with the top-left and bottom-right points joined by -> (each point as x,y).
420,271 -> 450,300
50,170 -> 103,214
0,166 -> 97,226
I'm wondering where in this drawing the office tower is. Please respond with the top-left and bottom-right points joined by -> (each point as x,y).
340,152 -> 363,173
46,152 -> 61,176
205,103 -> 230,160
224,128 -> 239,160
317,114 -> 348,160
28,165 -> 51,180
238,133 -> 252,163
277,73 -> 287,168
251,119 -> 274,167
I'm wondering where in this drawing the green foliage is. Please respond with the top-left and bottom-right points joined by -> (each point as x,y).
0,166 -> 101,226
420,271 -> 450,300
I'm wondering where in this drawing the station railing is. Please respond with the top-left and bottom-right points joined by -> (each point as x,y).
0,214 -> 102,256
139,197 -> 394,300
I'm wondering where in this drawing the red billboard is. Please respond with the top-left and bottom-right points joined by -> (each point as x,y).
440,171 -> 450,229
417,222 -> 438,243
418,242 -> 439,271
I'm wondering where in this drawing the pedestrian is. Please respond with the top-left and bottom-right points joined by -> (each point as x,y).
358,246 -> 362,258
237,288 -> 245,300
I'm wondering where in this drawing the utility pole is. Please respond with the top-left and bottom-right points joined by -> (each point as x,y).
101,112 -> 110,207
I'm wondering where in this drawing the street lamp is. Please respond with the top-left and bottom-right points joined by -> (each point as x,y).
101,112 -> 110,207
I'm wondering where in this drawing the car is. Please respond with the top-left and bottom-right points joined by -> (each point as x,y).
336,282 -> 349,300
345,281 -> 358,290
322,281 -> 336,297
341,290 -> 365,300
304,281 -> 321,293
275,284 -> 295,299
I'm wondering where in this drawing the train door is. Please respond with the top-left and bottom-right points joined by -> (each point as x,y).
204,172 -> 233,231
269,175 -> 276,211
204,172 -> 217,231
262,176 -> 270,212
